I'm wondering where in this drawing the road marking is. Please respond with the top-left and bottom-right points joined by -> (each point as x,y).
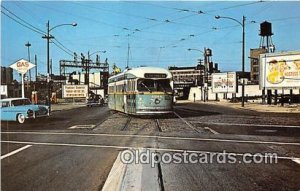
204,126 -> 219,134
2,131 -> 300,146
0,145 -> 32,160
173,111 -> 202,133
68,125 -> 95,129
194,122 -> 300,128
255,129 -> 278,133
292,158 -> 300,165
1,140 -> 300,161
102,152 -> 127,191
102,149 -> 161,191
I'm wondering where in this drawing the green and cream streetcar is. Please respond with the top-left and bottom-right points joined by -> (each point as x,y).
108,67 -> 173,115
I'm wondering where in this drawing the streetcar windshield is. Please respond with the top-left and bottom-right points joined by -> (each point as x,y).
137,79 -> 172,92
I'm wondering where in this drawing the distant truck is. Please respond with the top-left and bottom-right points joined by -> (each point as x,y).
259,51 -> 300,89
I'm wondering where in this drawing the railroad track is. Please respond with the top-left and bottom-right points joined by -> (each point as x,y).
173,111 -> 202,133
121,116 -> 132,131
155,119 -> 163,132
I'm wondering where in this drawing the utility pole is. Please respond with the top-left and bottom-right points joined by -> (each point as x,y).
203,47 -> 207,102
35,55 -> 37,81
42,20 -> 54,112
25,41 -> 31,98
241,16 -> 246,107
25,41 -> 31,82
42,20 -> 77,112
215,15 -> 246,107
126,43 -> 130,69
87,52 -> 91,94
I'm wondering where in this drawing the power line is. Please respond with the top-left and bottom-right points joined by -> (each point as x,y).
29,1 -> 136,32
52,41 -> 73,57
53,39 -> 74,55
2,6 -> 75,58
1,5 -> 46,35
1,10 -> 46,36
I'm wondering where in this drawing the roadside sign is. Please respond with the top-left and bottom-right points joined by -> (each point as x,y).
0,85 -> 8,97
10,59 -> 35,74
62,85 -> 88,98
9,59 -> 35,98
260,51 -> 300,89
212,72 -> 237,93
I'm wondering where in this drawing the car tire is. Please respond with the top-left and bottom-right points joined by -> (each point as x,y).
17,114 -> 26,124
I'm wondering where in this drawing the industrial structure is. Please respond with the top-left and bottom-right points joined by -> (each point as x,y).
59,53 -> 109,95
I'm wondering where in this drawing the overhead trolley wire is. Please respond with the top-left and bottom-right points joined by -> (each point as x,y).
1,10 -> 46,36
2,6 -> 75,57
1,5 -> 46,35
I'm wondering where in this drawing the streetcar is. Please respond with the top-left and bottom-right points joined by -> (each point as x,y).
108,66 -> 173,115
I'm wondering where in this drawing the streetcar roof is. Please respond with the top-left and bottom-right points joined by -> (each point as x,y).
109,67 -> 172,81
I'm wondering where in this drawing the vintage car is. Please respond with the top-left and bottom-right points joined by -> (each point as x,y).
86,94 -> 104,107
0,98 -> 49,124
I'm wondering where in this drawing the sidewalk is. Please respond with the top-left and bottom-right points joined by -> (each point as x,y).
51,103 -> 86,112
178,100 -> 300,113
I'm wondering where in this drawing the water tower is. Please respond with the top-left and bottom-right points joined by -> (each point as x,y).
259,21 -> 275,53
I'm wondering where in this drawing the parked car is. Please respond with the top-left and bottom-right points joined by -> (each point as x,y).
86,95 -> 104,107
0,98 -> 49,124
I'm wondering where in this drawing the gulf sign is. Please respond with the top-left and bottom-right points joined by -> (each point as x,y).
10,59 -> 35,74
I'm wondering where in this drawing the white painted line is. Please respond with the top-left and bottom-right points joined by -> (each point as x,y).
173,111 -> 201,133
292,158 -> 300,165
1,140 -> 300,161
68,125 -> 95,129
0,145 -> 32,160
1,131 -> 300,146
204,126 -> 220,134
102,149 -> 160,191
194,122 -> 300,128
102,152 -> 127,191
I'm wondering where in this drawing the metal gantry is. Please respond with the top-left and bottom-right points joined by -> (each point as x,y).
59,58 -> 109,77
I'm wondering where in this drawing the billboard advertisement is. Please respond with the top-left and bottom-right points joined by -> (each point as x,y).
62,85 -> 88,98
212,72 -> 237,93
260,51 -> 300,89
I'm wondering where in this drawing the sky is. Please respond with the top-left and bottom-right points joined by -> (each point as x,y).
1,1 -> 300,81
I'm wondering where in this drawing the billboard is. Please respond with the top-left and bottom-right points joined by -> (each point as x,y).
260,51 -> 300,89
62,85 -> 88,98
212,72 -> 237,93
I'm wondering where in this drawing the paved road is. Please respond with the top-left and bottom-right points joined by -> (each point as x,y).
1,103 -> 300,190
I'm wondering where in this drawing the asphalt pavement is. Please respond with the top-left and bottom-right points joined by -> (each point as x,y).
1,102 -> 300,191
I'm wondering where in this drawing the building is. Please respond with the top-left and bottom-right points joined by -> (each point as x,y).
1,66 -> 13,85
1,66 -> 21,98
169,65 -> 204,89
168,64 -> 219,99
249,48 -> 267,84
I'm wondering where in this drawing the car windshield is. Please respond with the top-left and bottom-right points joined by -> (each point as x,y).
137,79 -> 172,93
11,99 -> 32,106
